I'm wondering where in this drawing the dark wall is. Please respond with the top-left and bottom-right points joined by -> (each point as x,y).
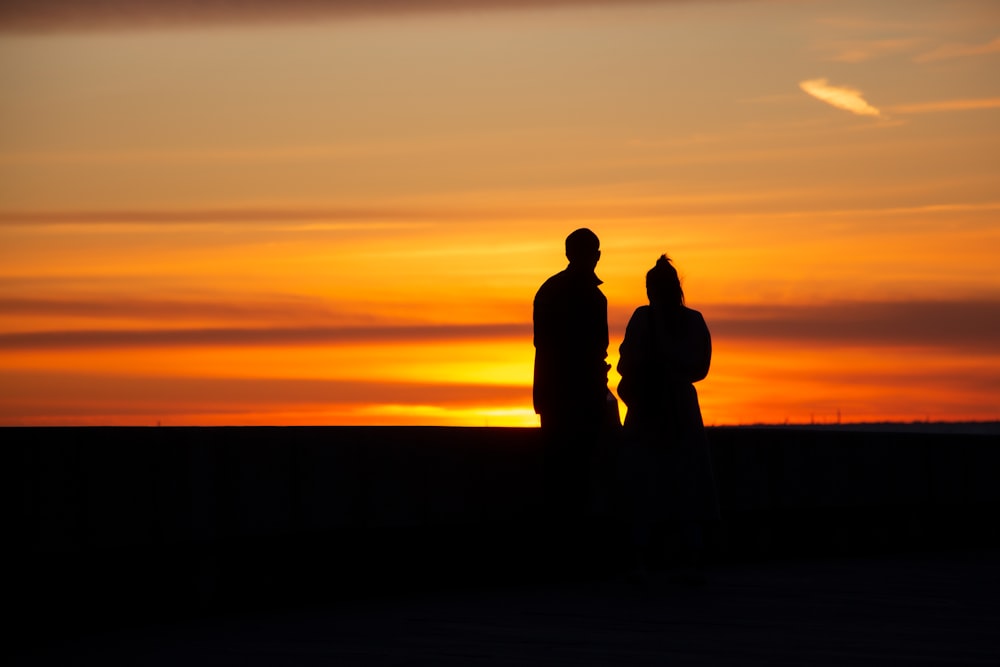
12,426 -> 543,553
7,426 -> 1000,620
708,426 -> 1000,559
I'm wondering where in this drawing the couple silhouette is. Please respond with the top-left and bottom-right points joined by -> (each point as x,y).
533,228 -> 719,577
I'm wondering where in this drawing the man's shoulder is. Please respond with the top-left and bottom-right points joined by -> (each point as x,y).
535,268 -> 606,312
535,269 -> 570,299
538,270 -> 566,288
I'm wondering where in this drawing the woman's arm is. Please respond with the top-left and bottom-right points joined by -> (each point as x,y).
661,309 -> 711,383
681,311 -> 711,383
616,307 -> 648,407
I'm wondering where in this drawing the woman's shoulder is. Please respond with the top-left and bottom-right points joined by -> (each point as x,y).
680,305 -> 703,318
627,304 -> 651,323
680,306 -> 709,329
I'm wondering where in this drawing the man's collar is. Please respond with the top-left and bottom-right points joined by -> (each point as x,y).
566,263 -> 602,286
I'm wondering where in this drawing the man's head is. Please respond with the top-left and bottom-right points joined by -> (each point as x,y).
565,228 -> 601,270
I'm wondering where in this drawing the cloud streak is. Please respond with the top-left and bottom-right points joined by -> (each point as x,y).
0,371 -> 529,408
0,295 -> 345,324
887,98 -> 1000,115
0,207 -> 459,226
826,38 -> 921,64
5,300 -> 997,352
0,323 -> 532,350
0,0 -> 700,33
707,299 -> 1000,353
915,36 -> 1000,63
799,78 -> 881,118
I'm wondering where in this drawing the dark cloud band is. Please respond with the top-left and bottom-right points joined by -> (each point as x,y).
0,323 -> 532,349
3,299 -> 997,352
0,0 -> 675,33
706,300 -> 1000,352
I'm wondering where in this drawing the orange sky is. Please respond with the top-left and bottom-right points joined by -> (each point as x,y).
1,0 -> 998,426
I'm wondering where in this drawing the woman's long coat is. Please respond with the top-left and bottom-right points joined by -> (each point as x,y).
616,304 -> 720,521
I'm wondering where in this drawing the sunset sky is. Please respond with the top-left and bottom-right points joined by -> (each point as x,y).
1,0 -> 998,426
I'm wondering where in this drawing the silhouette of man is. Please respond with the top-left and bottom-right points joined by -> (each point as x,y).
533,228 -> 611,520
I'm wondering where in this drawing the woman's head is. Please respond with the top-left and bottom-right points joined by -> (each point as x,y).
646,254 -> 684,306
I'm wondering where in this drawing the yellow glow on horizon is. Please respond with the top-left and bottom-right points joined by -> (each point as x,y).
352,404 -> 539,428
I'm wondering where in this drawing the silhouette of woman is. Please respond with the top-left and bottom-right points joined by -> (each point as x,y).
616,254 -> 719,580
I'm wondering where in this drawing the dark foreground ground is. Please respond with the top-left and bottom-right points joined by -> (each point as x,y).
12,547 -> 1000,666
9,425 -> 1000,664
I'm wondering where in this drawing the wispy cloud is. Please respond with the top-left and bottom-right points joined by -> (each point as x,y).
888,97 -> 1000,114
825,38 -> 922,64
915,36 -> 1000,63
799,78 -> 882,118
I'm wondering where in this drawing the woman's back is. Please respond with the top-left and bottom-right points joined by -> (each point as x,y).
615,255 -> 719,525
